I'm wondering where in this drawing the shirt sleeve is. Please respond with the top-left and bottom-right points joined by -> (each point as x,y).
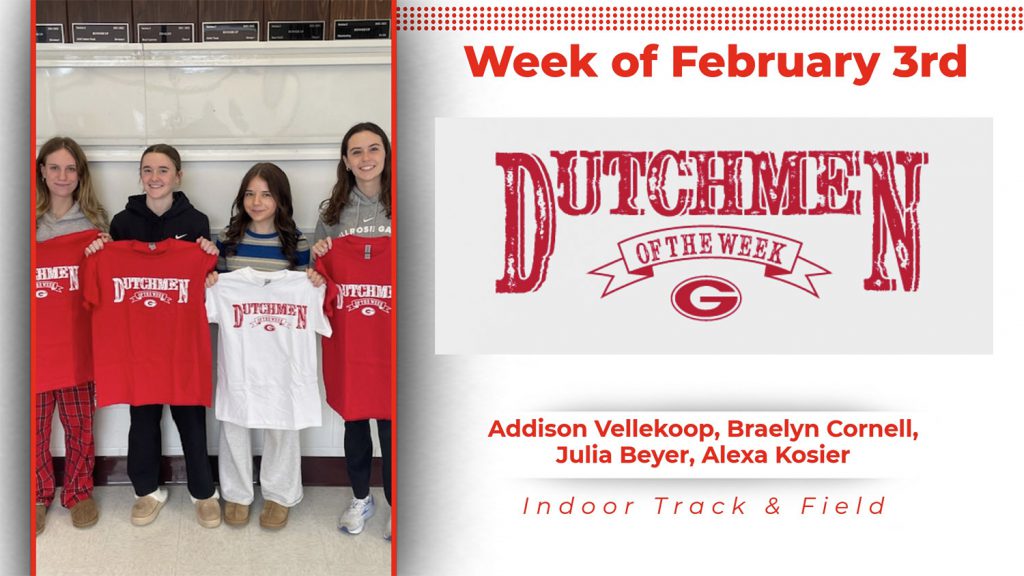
202,251 -> 218,274
80,251 -> 101,310
312,218 -> 327,255
198,213 -> 212,241
315,256 -> 337,318
205,284 -> 220,323
215,229 -> 228,272
295,233 -> 311,271
197,251 -> 218,311
312,284 -> 333,338
108,214 -> 124,241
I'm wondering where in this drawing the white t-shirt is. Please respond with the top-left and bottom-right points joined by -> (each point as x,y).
206,268 -> 331,429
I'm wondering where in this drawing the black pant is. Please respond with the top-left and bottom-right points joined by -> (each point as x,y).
344,419 -> 392,505
128,404 -> 215,499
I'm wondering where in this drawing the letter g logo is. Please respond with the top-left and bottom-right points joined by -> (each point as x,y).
671,276 -> 742,321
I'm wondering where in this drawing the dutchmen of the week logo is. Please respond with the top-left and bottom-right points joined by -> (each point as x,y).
112,276 -> 190,308
494,149 -> 925,321
35,265 -> 80,299
231,302 -> 309,330
335,283 -> 392,317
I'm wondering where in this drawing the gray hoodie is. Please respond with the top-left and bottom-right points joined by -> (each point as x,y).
313,186 -> 391,244
36,202 -> 99,242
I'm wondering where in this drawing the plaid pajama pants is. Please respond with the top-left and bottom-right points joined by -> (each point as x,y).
35,382 -> 95,509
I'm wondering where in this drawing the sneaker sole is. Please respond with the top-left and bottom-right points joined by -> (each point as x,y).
131,500 -> 166,527
338,499 -> 375,535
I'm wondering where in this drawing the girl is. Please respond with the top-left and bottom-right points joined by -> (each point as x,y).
313,123 -> 392,243
312,122 -> 393,539
216,163 -> 310,274
35,136 -> 108,534
213,162 -> 313,529
104,143 -> 222,528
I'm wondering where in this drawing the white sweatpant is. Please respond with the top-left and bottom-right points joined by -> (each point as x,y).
218,421 -> 303,507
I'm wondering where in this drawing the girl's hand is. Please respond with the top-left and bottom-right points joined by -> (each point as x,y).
84,233 -> 111,256
196,237 -> 219,256
306,269 -> 326,288
312,237 -> 333,259
206,271 -> 219,288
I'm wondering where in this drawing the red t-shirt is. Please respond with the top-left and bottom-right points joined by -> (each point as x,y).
34,229 -> 100,392
316,236 -> 392,420
81,240 -> 216,407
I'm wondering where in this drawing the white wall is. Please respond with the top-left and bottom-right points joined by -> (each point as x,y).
37,40 -> 391,457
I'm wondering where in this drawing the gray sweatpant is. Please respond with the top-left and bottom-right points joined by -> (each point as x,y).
218,421 -> 303,507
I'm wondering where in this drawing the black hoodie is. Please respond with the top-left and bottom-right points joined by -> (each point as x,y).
109,191 -> 211,242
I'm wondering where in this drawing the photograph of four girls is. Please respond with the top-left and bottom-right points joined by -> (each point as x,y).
34,121 -> 393,539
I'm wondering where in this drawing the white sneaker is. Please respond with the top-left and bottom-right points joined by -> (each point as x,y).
384,509 -> 391,541
338,495 -> 375,535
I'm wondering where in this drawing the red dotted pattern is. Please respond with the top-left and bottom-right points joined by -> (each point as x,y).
394,6 -> 1024,32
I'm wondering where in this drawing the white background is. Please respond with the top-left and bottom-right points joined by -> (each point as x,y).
434,117 -> 991,353
397,1 -> 1022,574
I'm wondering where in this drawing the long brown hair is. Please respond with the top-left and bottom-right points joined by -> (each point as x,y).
221,163 -> 302,267
35,136 -> 109,230
319,122 -> 392,226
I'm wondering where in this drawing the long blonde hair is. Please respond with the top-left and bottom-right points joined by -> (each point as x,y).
35,136 -> 109,231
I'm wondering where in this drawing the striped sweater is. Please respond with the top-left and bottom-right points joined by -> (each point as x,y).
216,227 -> 310,273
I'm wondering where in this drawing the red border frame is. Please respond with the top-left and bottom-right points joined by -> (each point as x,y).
28,8 -> 399,573
29,1 -> 38,572
390,0 -> 399,572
